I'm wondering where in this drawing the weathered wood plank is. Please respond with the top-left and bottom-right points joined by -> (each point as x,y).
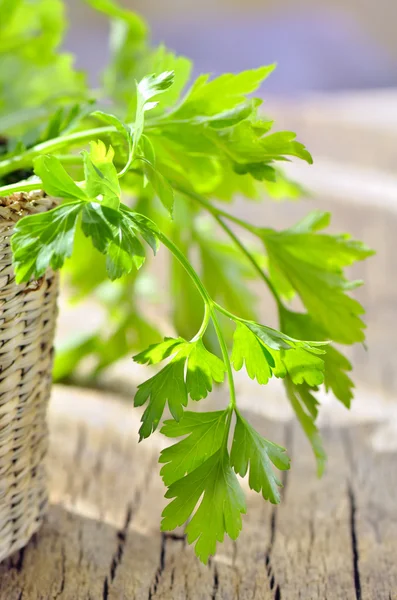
0,386 -> 395,599
344,426 -> 397,600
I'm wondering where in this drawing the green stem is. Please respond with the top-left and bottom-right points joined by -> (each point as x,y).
0,180 -> 43,196
180,186 -> 283,308
55,154 -> 84,165
157,231 -> 237,411
0,125 -> 115,177
0,113 -> 172,179
191,302 -> 211,342
175,184 -> 260,235
212,310 -> 237,411
216,216 -> 282,308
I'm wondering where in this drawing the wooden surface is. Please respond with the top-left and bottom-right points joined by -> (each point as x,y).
0,386 -> 395,599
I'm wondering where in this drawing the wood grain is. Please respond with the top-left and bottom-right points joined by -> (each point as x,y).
0,385 -> 395,599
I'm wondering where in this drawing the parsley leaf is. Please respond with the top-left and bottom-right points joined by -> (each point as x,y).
185,339 -> 226,400
285,379 -> 327,476
232,320 -> 327,386
160,410 -> 228,486
161,449 -> 246,564
262,212 -> 374,343
12,201 -> 84,283
133,71 -> 174,158
134,358 -> 188,439
134,336 -> 186,365
91,111 -> 135,177
280,308 -> 354,408
133,338 -> 226,437
171,66 -> 275,120
83,141 -> 121,209
34,155 -> 87,200
140,158 -> 174,216
230,412 -> 290,503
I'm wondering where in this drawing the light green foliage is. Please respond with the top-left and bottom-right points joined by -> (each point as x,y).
0,0 -> 85,134
160,410 -> 228,485
263,212 -> 374,343
12,201 -> 84,282
133,71 -> 174,155
1,0 -> 374,564
161,448 -> 246,564
133,338 -> 226,438
280,308 -> 354,408
230,412 -> 290,503
285,379 -> 326,476
232,320 -> 327,386
33,155 -> 88,200
83,141 -> 121,209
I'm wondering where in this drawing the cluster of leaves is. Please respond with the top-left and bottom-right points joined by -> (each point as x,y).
0,0 -> 374,562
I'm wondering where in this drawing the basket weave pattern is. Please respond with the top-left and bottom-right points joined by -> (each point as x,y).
0,191 -> 58,562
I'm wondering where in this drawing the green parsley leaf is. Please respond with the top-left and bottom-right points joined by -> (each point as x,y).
285,378 -> 327,476
133,338 -> 226,437
140,158 -> 174,216
125,45 -> 192,119
121,208 -> 160,255
230,412 -> 290,503
133,336 -> 186,365
11,200 -> 84,283
82,141 -> 121,209
263,212 -> 374,343
80,203 -> 159,280
133,71 -> 174,158
91,110 -> 134,175
134,358 -> 188,439
160,410 -> 228,486
34,155 -> 88,200
185,339 -> 226,400
161,449 -> 246,564
280,308 -> 354,408
80,202 -> 113,253
105,214 -> 146,279
232,321 -> 326,387
172,66 -> 274,120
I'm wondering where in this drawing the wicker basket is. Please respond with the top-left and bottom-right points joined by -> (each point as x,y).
0,191 -> 58,562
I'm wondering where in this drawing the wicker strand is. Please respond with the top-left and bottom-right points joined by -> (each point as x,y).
0,191 -> 59,561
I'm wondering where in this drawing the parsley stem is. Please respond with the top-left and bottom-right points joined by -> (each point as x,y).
213,216 -> 283,309
179,186 -> 283,308
211,310 -> 237,411
191,303 -> 211,342
176,185 -> 260,235
0,125 -> 115,177
157,230 -> 237,411
0,180 -> 43,196
0,116 -> 169,178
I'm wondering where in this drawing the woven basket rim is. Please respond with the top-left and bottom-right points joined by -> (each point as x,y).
0,191 -> 57,223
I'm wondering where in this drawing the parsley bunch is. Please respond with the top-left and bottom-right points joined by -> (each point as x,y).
0,0 -> 373,562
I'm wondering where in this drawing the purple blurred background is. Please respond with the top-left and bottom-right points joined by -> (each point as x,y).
65,0 -> 397,95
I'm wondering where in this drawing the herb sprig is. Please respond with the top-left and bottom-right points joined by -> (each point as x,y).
1,0 -> 373,562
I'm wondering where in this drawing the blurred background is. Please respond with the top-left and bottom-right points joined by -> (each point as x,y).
66,0 -> 397,92
59,0 -> 397,413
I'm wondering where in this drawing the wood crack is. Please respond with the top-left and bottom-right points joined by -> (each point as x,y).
210,564 -> 219,600
15,548 -> 25,573
110,503 -> 133,582
53,545 -> 66,599
148,532 -> 167,599
263,423 -> 293,600
348,484 -> 362,600
102,576 -> 109,600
